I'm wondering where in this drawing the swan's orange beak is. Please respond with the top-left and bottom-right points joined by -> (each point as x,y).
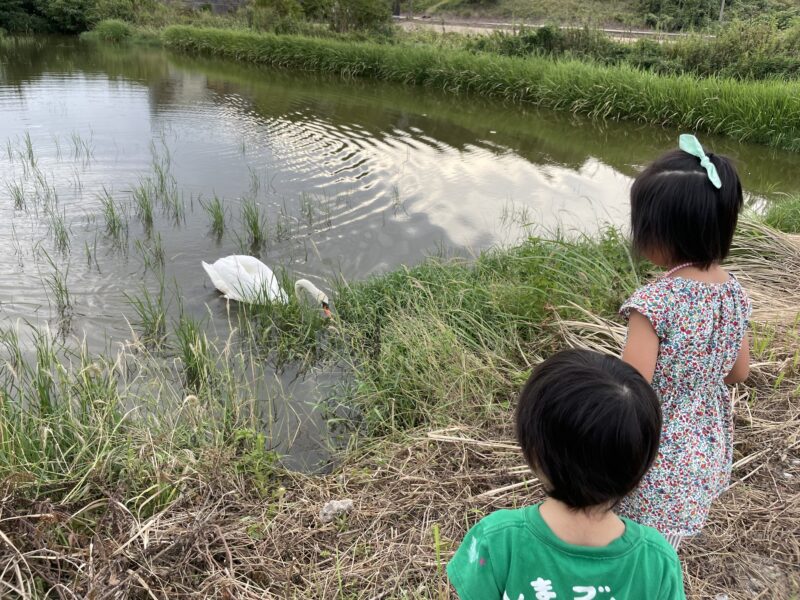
322,302 -> 332,319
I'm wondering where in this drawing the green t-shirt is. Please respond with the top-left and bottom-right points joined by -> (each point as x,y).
447,504 -> 685,600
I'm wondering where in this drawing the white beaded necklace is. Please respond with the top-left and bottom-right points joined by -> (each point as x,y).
661,261 -> 696,279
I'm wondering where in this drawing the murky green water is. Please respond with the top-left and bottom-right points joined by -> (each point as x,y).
2,37 -> 799,467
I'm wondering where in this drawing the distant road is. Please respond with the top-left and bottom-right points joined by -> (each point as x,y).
394,16 -> 706,40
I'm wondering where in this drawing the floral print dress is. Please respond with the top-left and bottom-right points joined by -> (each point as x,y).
618,274 -> 751,537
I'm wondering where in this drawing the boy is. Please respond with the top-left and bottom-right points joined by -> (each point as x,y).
447,349 -> 685,600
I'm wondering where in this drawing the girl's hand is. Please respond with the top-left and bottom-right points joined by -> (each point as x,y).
622,310 -> 660,383
724,333 -> 750,385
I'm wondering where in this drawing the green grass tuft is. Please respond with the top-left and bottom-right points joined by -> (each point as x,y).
201,194 -> 226,239
83,19 -> 133,43
764,195 -> 800,233
329,228 -> 645,432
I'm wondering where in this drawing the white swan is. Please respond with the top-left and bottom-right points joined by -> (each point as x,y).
202,255 -> 331,316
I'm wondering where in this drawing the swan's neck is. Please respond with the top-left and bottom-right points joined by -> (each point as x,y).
295,279 -> 328,305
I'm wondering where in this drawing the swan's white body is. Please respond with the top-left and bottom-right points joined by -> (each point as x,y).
202,256 -> 328,310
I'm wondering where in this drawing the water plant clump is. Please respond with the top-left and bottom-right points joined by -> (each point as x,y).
46,207 -> 71,254
132,180 -> 155,232
201,194 -> 226,239
241,196 -> 269,249
70,131 -> 93,164
134,231 -> 165,272
174,314 -> 218,393
6,180 -> 26,210
163,26 -> 800,152
126,280 -> 169,347
40,251 -> 73,323
99,187 -> 129,244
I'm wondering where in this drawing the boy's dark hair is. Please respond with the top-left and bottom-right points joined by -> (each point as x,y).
516,349 -> 661,510
631,149 -> 743,269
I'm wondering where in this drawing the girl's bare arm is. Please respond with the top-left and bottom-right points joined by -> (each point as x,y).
621,310 -> 660,383
724,333 -> 750,384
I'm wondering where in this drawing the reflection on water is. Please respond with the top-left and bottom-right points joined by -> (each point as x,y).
2,38 -> 799,468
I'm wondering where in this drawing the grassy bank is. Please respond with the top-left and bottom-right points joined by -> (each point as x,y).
162,25 -> 800,152
1,213 -> 798,596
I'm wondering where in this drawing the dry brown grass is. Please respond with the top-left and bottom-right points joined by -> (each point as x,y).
0,380 -> 797,599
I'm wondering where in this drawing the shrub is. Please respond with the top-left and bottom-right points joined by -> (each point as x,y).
91,0 -> 139,22
638,0 -> 719,30
329,0 -> 391,33
254,0 -> 303,20
300,0 -> 332,21
467,26 -> 623,60
35,0 -> 96,33
91,18 -> 132,41
245,0 -> 305,32
0,0 -> 49,33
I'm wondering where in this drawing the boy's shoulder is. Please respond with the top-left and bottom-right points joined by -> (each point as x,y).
623,518 -> 680,563
469,507 -> 532,536
474,508 -> 678,562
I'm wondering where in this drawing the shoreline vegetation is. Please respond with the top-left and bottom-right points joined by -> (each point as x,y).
0,215 -> 798,597
1,3 -> 799,597
159,25 -> 800,151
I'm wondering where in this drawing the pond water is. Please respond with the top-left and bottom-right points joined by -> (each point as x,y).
2,37 -> 800,468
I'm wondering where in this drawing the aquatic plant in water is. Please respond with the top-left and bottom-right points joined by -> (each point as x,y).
241,196 -> 268,249
201,194 -> 226,239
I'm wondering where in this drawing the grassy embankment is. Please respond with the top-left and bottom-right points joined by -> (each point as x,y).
161,26 -> 800,152
2,210 -> 798,597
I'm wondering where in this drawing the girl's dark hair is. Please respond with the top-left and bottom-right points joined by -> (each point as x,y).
516,349 -> 661,510
631,149 -> 743,269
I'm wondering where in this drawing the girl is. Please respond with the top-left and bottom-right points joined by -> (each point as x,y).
620,134 -> 751,549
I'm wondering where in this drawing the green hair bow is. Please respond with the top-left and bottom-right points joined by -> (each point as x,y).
679,134 -> 722,189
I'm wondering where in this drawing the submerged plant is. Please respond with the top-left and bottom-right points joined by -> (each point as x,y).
275,199 -> 295,242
